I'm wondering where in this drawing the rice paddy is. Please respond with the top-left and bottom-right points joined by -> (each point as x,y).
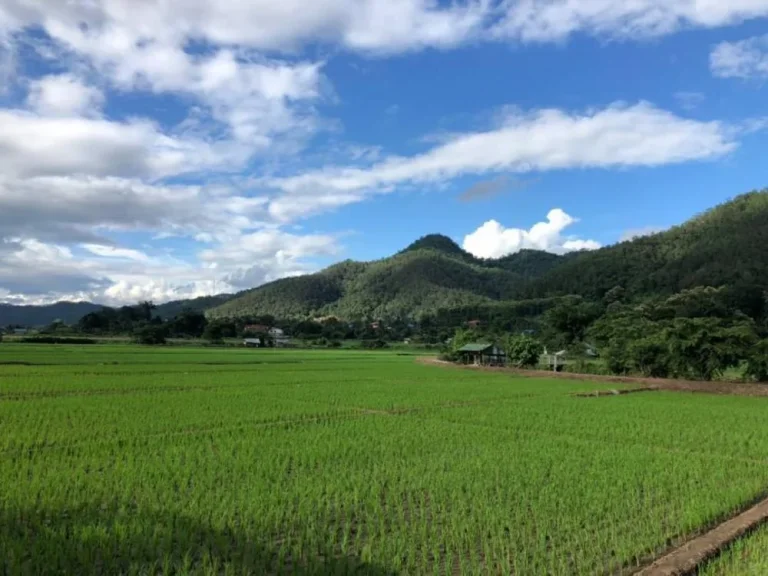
2,344 -> 768,575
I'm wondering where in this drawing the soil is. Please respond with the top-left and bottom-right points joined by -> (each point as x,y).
416,357 -> 768,397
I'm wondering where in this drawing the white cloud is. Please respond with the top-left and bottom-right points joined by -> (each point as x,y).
4,1 -> 768,57
266,102 -> 737,221
462,209 -> 601,258
674,91 -> 705,111
711,34 -> 768,78
0,110 -> 239,180
620,226 -> 665,242
81,244 -> 152,263
26,74 -> 104,116
492,0 -> 768,42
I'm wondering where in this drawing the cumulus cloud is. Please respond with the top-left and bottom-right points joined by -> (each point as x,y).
266,102 -> 736,221
462,209 -> 601,258
711,34 -> 768,78
26,74 -> 104,117
492,0 -> 768,42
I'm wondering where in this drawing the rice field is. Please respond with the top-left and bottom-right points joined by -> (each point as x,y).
699,525 -> 768,575
2,344 -> 768,575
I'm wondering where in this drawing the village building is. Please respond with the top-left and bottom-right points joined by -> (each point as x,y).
457,343 -> 507,366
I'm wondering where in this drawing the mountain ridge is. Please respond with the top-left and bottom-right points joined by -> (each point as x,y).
4,190 -> 767,326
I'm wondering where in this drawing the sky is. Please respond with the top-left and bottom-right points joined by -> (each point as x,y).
0,1 -> 767,306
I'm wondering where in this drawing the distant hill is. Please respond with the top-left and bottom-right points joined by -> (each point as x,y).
0,294 -> 234,327
0,301 -> 105,327
209,190 -> 768,320
209,234 -> 567,319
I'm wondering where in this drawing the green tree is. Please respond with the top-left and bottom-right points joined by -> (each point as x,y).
543,297 -> 602,346
202,322 -> 225,343
451,328 -> 476,352
133,324 -> 168,345
745,340 -> 768,382
504,334 -> 543,368
665,317 -> 757,380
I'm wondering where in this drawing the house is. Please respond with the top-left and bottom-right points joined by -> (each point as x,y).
268,327 -> 291,347
243,324 -> 269,335
466,320 -> 482,329
13,328 -> 29,335
542,350 -> 567,371
457,343 -> 507,367
243,338 -> 262,348
370,321 -> 381,330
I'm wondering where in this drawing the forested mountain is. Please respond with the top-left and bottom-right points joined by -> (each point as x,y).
209,190 -> 768,320
524,191 -> 768,301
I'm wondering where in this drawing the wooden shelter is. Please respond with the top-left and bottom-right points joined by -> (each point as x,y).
457,343 -> 507,367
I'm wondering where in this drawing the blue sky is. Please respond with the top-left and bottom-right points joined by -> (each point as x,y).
0,1 -> 767,305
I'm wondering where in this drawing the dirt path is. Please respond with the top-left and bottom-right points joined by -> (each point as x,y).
416,357 -> 768,397
634,495 -> 768,575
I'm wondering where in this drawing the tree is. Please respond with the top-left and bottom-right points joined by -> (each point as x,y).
203,322 -> 225,343
169,309 -> 208,337
504,335 -> 543,368
746,340 -> 768,382
451,328 -> 476,352
543,297 -> 602,346
133,324 -> 167,345
665,317 -> 757,380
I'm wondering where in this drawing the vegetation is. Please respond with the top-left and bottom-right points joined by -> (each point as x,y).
699,524 -> 768,575
4,345 -> 768,574
208,191 -> 768,323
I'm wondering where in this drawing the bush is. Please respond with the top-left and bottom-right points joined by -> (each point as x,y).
360,339 -> 389,349
327,340 -> 342,348
133,325 -> 167,345
19,337 -> 97,345
438,351 -> 459,363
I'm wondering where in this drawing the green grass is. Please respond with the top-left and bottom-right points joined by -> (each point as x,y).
2,344 -> 768,575
699,525 -> 768,575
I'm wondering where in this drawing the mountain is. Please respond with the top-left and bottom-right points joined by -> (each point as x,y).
209,234 -> 566,319
0,294 -> 235,327
153,294 -> 234,318
525,190 -> 768,301
209,190 -> 768,320
0,301 -> 105,327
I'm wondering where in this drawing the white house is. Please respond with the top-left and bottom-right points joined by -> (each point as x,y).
243,338 -> 262,348
268,327 -> 291,347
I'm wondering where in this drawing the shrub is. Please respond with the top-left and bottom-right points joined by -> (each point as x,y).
133,325 -> 168,345
19,337 -> 98,345
360,339 -> 389,349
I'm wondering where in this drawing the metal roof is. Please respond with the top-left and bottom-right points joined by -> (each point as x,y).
457,343 -> 494,352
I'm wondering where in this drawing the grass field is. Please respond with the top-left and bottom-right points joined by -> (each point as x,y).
3,344 -> 768,575
699,524 -> 768,575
